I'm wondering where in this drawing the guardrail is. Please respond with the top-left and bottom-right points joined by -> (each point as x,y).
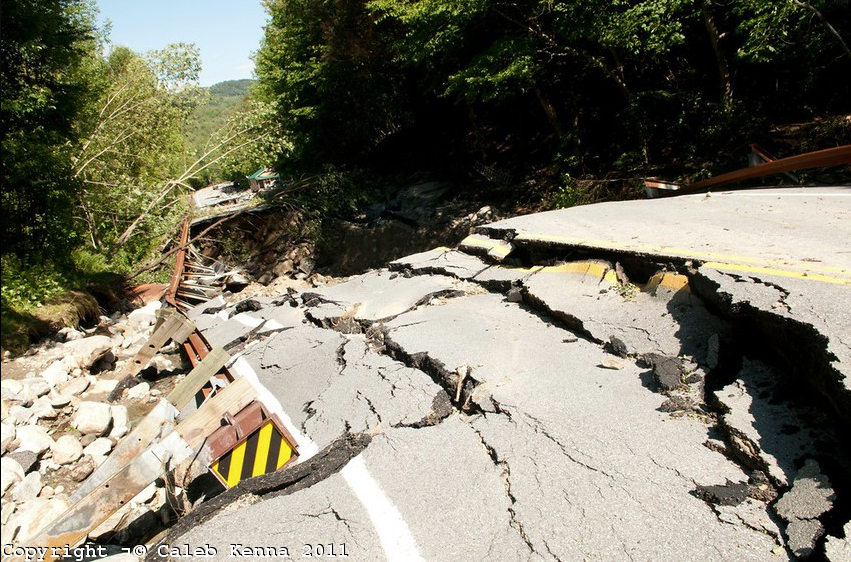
645,144 -> 851,197
25,218 -> 298,559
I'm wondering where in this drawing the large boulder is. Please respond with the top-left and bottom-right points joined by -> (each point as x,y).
15,425 -> 55,455
72,401 -> 113,436
64,335 -> 113,369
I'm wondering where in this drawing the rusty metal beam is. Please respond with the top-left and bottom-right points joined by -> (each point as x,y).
665,144 -> 851,196
165,218 -> 191,307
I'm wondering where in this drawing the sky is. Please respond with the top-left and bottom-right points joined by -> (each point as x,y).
96,0 -> 269,86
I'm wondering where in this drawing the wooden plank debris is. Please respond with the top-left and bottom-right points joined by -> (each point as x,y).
167,346 -> 230,409
26,432 -> 193,562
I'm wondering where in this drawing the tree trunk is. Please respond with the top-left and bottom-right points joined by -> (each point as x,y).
702,1 -> 733,107
791,0 -> 851,59
534,86 -> 564,138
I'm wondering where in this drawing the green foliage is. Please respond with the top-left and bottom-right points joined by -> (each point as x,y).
598,0 -> 688,56
257,0 -> 408,166
0,255 -> 67,310
368,0 -> 489,65
293,169 -> 381,218
72,42 -> 205,256
213,98 -> 293,182
257,0 -> 850,185
446,37 -> 537,102
1,0 -> 103,258
185,79 -> 256,183
546,174 -> 589,209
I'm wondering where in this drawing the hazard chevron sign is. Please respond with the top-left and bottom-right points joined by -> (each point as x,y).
208,402 -> 298,488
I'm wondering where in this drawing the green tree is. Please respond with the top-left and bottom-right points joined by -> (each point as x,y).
1,0 -> 102,258
71,43 -> 206,261
256,0 -> 406,168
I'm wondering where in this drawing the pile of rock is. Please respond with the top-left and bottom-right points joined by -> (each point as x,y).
1,301 -> 178,552
259,243 -> 320,286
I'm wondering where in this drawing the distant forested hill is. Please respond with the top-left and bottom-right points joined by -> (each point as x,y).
186,79 -> 255,183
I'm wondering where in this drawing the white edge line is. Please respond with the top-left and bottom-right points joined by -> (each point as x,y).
229,355 -> 319,461
227,355 -> 424,562
342,456 -> 426,562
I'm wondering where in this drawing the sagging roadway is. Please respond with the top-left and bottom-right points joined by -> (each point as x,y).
152,186 -> 851,562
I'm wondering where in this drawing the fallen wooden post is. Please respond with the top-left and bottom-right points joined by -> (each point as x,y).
167,346 -> 230,410
25,431 -> 193,562
111,312 -> 195,383
69,349 -> 229,504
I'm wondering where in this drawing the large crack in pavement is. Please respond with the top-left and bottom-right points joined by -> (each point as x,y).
384,247 -> 851,558
147,432 -> 372,562
161,233 -> 851,560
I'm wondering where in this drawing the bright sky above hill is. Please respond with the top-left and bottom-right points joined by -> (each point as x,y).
96,0 -> 268,86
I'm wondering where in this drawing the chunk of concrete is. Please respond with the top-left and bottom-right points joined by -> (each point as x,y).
785,518 -> 824,558
775,459 -> 835,521
825,521 -> 851,562
644,353 -> 684,392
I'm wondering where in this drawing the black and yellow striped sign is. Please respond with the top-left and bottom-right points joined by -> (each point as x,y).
210,421 -> 294,488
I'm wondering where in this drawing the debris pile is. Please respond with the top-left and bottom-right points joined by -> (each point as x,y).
1,301 -> 175,551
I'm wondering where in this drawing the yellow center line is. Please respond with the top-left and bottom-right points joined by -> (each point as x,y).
701,262 -> 851,285
513,233 -> 851,281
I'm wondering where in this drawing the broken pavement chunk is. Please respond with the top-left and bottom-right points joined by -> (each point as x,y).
775,459 -> 835,528
643,353 -> 684,393
785,519 -> 825,558
458,233 -> 513,262
692,480 -> 750,506
390,247 -> 490,279
715,359 -> 817,487
304,269 -> 463,324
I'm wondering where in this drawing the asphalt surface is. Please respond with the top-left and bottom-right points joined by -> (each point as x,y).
161,187 -> 850,561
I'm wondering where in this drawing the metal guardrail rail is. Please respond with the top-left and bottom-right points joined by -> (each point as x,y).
25,214 -> 298,559
645,144 -> 851,197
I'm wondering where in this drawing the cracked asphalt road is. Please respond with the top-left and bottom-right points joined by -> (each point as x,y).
160,187 -> 850,561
